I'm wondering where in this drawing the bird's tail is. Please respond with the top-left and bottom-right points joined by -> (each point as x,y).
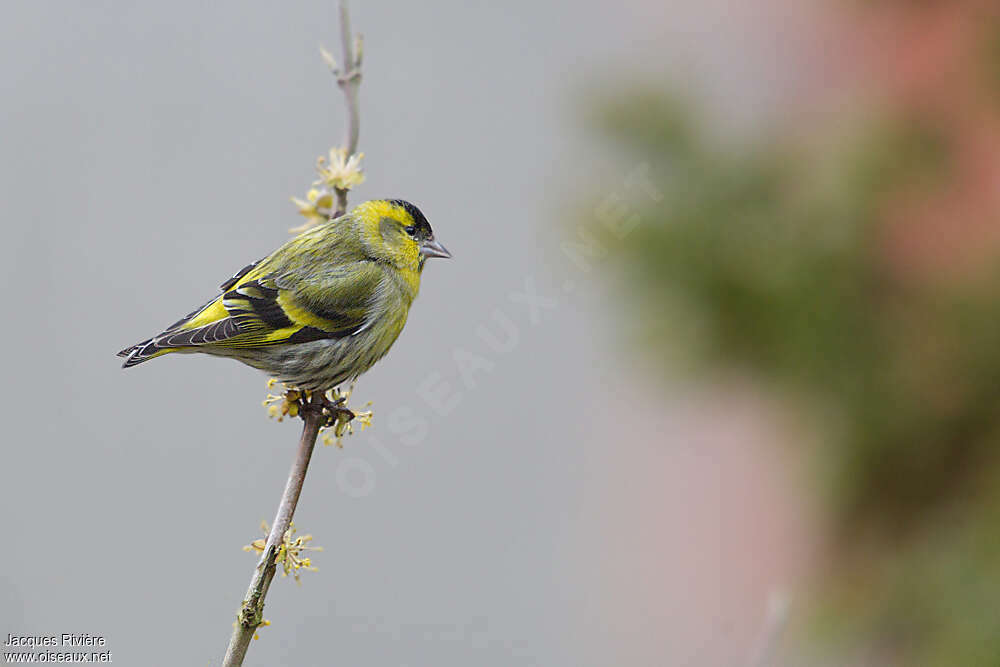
117,338 -> 173,368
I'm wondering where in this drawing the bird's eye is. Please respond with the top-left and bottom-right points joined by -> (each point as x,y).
404,225 -> 417,236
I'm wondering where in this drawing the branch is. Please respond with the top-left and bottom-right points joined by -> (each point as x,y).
222,393 -> 325,666
325,0 -> 363,218
337,0 -> 361,156
221,3 -> 363,664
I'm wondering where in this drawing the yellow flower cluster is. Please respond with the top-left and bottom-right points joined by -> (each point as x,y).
289,147 -> 365,233
316,147 -> 365,191
262,379 -> 301,421
243,521 -> 323,584
289,189 -> 334,233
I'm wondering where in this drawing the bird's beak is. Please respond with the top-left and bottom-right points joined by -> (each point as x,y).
420,238 -> 452,259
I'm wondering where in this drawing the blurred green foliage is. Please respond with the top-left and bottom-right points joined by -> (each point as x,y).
586,91 -> 1000,663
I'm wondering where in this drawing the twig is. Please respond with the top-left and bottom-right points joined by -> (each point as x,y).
222,392 -> 324,666
330,0 -> 362,217
221,3 -> 363,664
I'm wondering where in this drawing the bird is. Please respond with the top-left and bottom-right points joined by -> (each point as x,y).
118,199 -> 451,392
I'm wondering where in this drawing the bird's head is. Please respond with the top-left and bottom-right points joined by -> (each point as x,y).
354,199 -> 451,272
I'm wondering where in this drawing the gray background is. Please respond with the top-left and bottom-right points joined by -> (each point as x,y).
0,1 -> 813,665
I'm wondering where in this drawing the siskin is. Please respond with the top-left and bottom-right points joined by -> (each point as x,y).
118,199 -> 450,391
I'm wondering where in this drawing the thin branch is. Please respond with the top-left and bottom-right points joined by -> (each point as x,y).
330,0 -> 362,217
221,3 -> 363,664
222,393 -> 324,666
338,0 -> 361,156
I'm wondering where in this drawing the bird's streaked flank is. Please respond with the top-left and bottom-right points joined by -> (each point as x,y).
119,199 -> 450,391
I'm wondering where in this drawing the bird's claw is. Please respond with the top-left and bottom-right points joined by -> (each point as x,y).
299,392 -> 355,427
319,395 -> 355,428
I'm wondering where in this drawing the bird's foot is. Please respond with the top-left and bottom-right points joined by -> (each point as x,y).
264,380 -> 371,448
316,393 -> 356,428
296,390 -> 355,428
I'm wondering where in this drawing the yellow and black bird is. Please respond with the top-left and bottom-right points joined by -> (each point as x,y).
119,199 -> 450,390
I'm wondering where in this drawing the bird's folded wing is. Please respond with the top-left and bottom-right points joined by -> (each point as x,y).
155,261 -> 384,349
